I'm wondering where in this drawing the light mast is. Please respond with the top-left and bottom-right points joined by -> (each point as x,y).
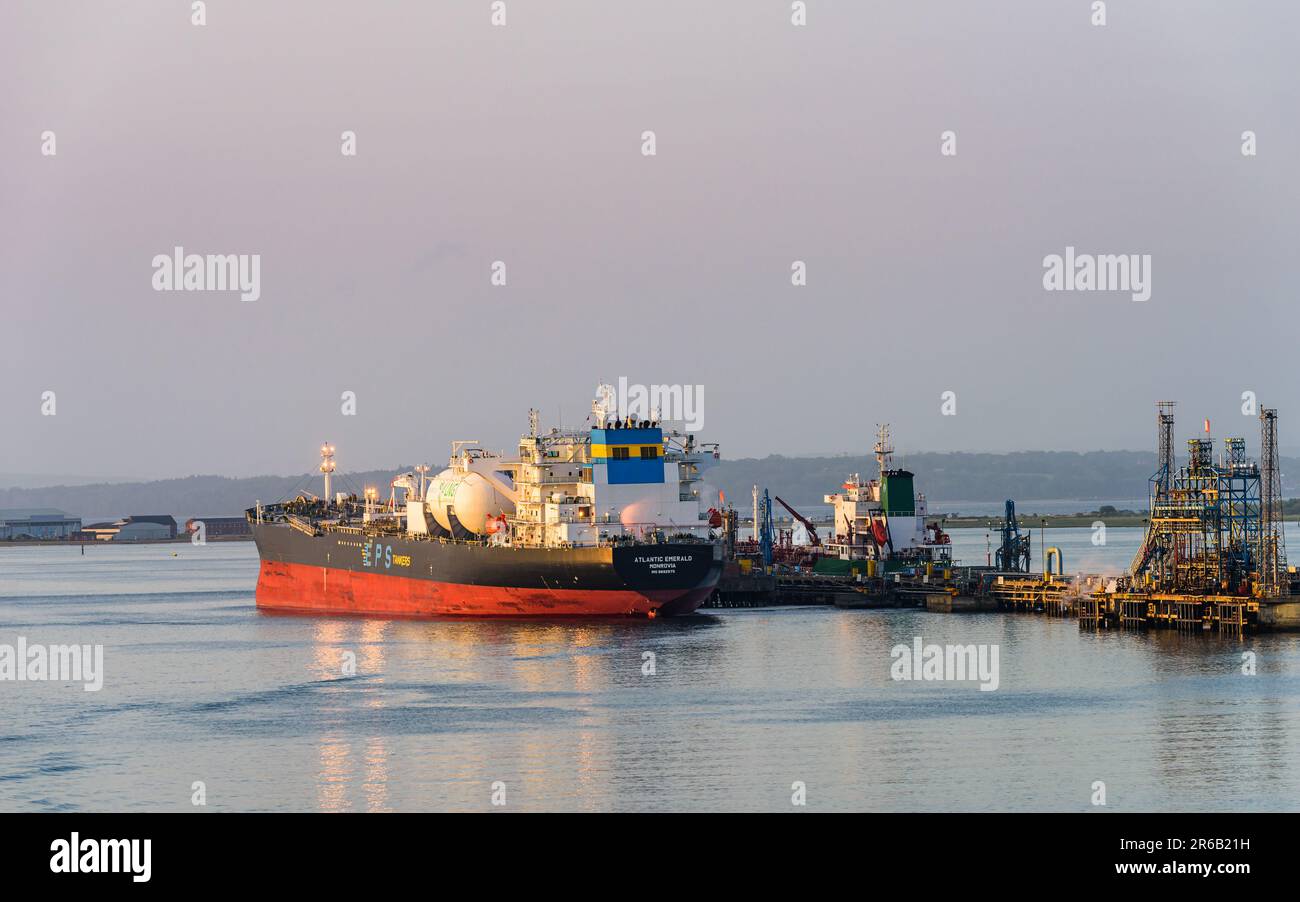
320,443 -> 336,503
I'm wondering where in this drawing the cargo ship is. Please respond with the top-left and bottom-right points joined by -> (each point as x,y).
820,424 -> 952,571
247,386 -> 724,617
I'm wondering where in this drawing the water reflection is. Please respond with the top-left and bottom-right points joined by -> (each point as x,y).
5,539 -> 1298,812
317,735 -> 352,812
298,616 -> 735,811
309,618 -> 392,811
276,602 -> 1300,811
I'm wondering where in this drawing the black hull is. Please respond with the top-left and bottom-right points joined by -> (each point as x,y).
251,523 -> 723,617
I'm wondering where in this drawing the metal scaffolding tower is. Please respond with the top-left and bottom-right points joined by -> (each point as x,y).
1260,407 -> 1286,595
1129,402 -> 1279,596
1156,401 -> 1176,496
758,488 -> 774,566
1130,402 -> 1177,577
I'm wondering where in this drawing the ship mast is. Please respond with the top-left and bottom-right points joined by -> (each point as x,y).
590,384 -> 615,427
320,443 -> 336,503
874,424 -> 893,479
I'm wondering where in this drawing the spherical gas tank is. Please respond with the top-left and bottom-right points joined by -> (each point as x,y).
425,469 -> 463,531
454,473 -> 515,534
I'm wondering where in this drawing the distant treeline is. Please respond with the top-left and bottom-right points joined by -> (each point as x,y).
3,451 -> 1298,523
0,469 -> 410,524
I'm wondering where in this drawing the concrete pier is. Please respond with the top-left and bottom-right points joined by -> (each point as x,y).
1258,599 -> 1300,630
925,593 -> 997,613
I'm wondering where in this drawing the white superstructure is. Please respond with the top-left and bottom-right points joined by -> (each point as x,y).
823,425 -> 950,564
401,386 -> 720,548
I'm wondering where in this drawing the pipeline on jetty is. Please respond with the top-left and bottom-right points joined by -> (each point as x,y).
707,402 -> 1300,633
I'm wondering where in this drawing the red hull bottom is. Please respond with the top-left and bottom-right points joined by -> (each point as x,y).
255,560 -> 711,618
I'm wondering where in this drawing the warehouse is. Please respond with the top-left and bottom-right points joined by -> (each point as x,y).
80,515 -> 178,542
0,509 -> 82,540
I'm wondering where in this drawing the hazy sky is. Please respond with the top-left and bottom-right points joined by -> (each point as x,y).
5,1 -> 1299,481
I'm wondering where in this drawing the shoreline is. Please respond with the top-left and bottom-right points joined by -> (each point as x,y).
938,513 -> 1150,528
0,535 -> 254,548
5,509 -> 1292,544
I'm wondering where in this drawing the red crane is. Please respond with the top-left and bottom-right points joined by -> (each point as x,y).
774,495 -> 822,547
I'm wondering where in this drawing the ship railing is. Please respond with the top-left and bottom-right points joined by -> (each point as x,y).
597,525 -> 715,545
286,514 -> 320,537
278,519 -> 713,550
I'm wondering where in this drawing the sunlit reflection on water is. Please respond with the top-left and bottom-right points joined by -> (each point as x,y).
1,538 -> 1299,811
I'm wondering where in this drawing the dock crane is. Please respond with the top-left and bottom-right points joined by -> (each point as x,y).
774,495 -> 822,547
994,499 -> 1031,573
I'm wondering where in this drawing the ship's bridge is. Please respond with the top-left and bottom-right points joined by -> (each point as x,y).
589,427 -> 665,484
585,426 -> 711,540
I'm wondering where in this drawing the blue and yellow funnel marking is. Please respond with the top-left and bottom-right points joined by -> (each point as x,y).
590,442 -> 662,459
590,428 -> 666,484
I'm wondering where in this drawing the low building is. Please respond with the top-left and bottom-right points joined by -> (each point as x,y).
184,516 -> 251,538
115,521 -> 173,541
80,522 -> 121,541
79,515 -> 178,542
124,515 -> 177,539
0,509 -> 83,540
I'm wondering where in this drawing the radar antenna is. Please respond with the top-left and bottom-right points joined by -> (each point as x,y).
874,424 -> 893,476
591,383 -> 615,426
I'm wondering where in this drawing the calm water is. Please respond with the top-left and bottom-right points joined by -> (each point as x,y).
1,529 -> 1298,812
